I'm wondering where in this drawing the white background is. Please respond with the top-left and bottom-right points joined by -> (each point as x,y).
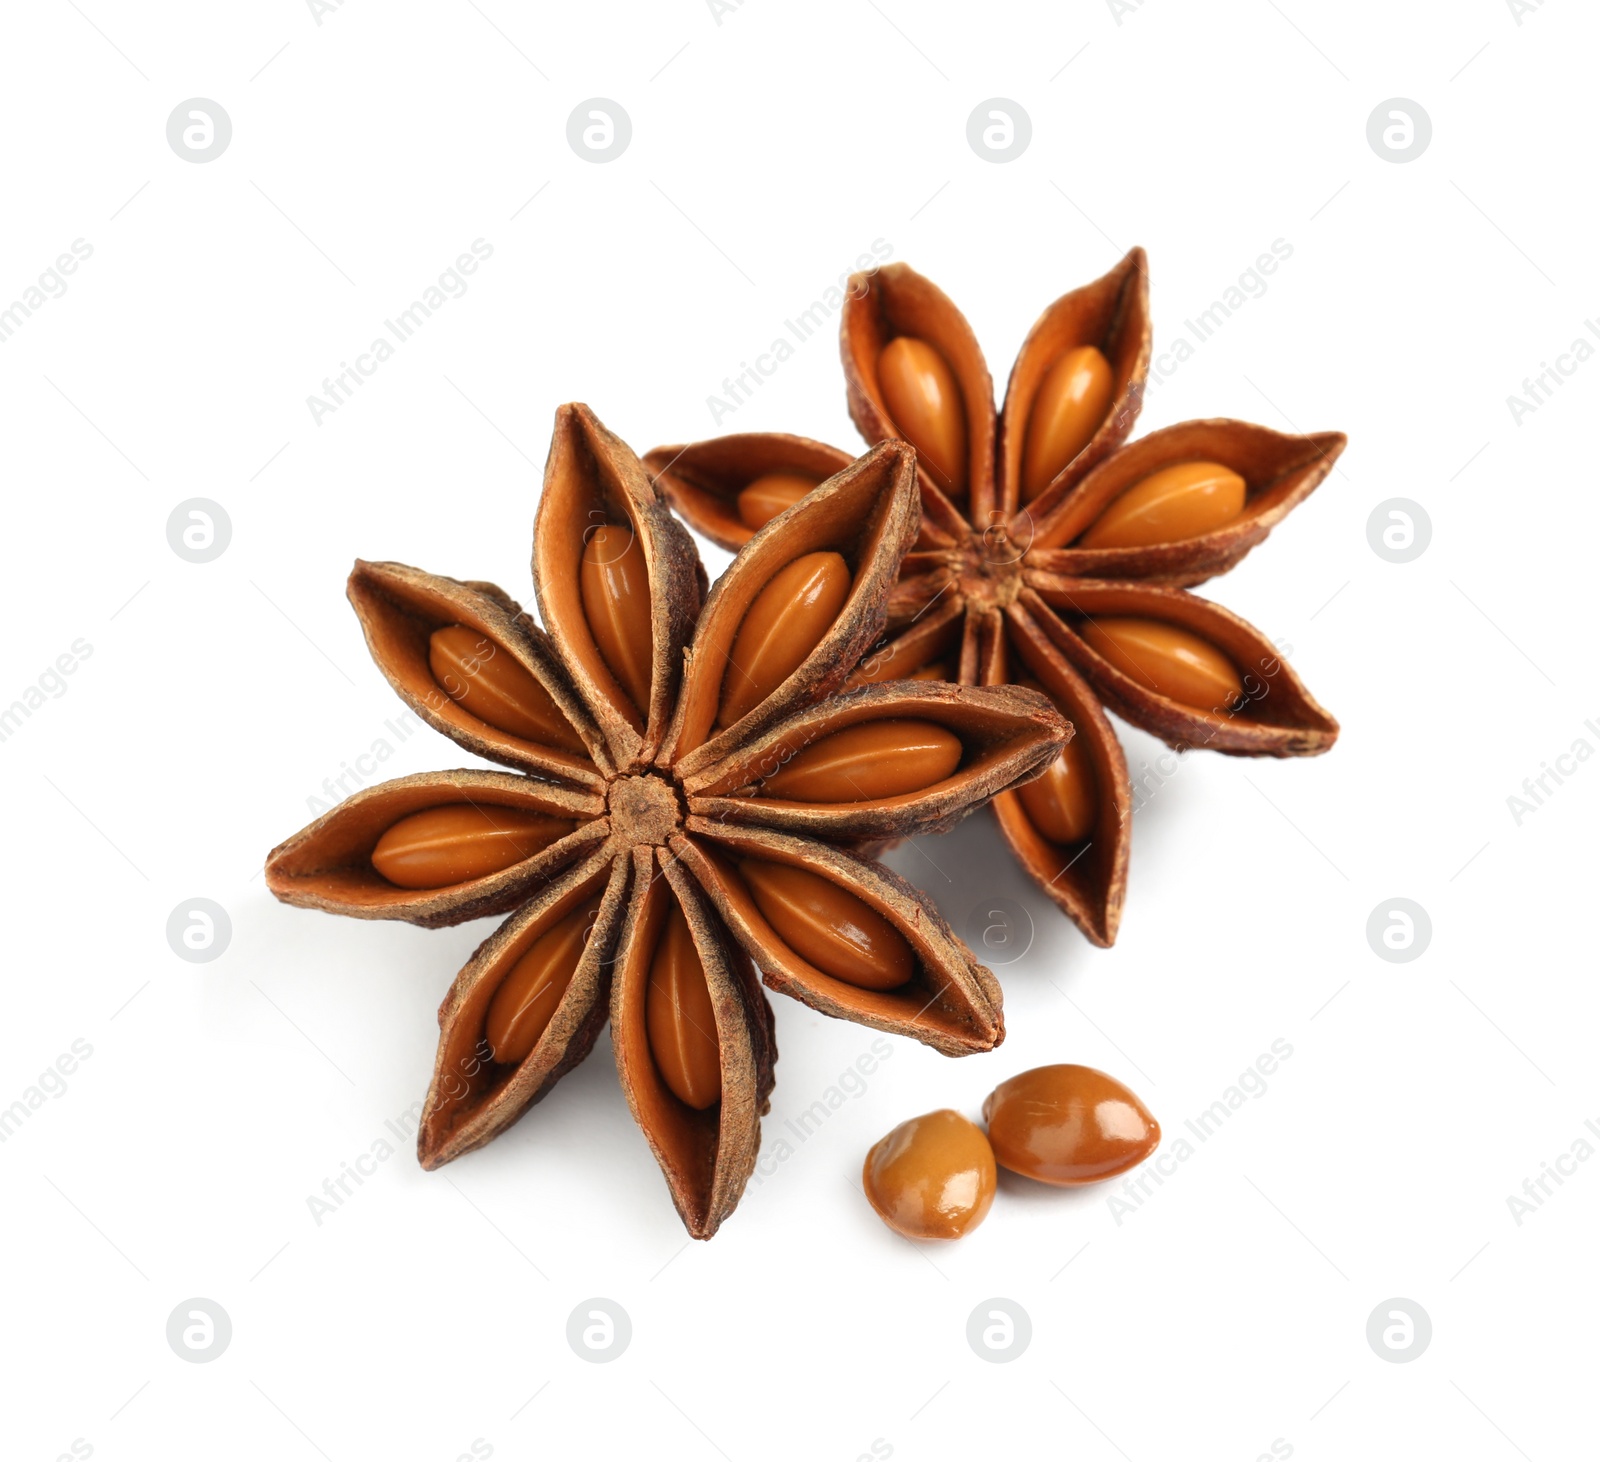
2,2 -> 1595,1459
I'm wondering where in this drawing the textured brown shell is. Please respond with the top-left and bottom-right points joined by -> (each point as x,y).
683,680 -> 1067,842
533,403 -> 706,772
661,439 -> 919,778
266,406 -> 1082,1238
826,254 -> 1341,948
1024,581 -> 1339,756
644,433 -> 856,552
676,821 -> 1003,1056
264,770 -> 605,927
1027,418 -> 1347,584
998,247 -> 1153,526
611,848 -> 776,1238
347,559 -> 609,783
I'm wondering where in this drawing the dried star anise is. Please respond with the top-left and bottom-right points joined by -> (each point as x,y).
649,252 -> 1343,947
265,405 -> 1068,1236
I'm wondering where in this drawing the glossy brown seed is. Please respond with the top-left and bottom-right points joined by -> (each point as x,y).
983,1064 -> 1159,1185
737,471 -> 818,531
877,336 -> 968,497
1078,461 -> 1248,550
862,1110 -> 997,1240
370,804 -> 574,889
580,523 -> 654,716
1016,739 -> 1097,844
1012,677 -> 1096,843
718,550 -> 852,728
741,860 -> 914,992
846,635 -> 948,687
761,719 -> 963,802
1021,345 -> 1113,502
484,898 -> 602,1064
1081,617 -> 1243,714
646,902 -> 722,1110
428,624 -> 585,751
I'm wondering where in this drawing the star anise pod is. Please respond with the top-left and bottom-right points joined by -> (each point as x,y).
265,405 -> 1068,1237
649,252 -> 1342,947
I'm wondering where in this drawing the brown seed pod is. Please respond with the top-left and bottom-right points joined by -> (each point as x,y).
264,405 -> 1070,1237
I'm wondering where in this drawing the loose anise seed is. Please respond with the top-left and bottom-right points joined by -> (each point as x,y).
877,336 -> 968,497
1021,345 -> 1113,502
1078,461 -> 1247,550
737,471 -> 819,531
370,805 -> 574,889
982,1064 -> 1159,1185
862,1109 -> 997,1241
580,523 -> 654,716
761,719 -> 963,802
717,550 -> 852,728
428,624 -> 586,751
484,897 -> 602,1064
646,902 -> 722,1110
740,860 -> 914,992
1081,617 -> 1243,714
1012,679 -> 1096,843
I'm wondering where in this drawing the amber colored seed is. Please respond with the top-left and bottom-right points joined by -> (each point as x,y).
1078,461 -> 1248,550
428,624 -> 586,752
580,523 -> 654,716
1081,617 -> 1243,714
846,634 -> 948,687
718,550 -> 852,728
877,336 -> 968,497
646,902 -> 722,1110
1011,676 -> 1096,843
741,860 -> 914,992
485,897 -> 602,1065
762,719 -> 963,802
370,804 -> 574,889
1021,345 -> 1114,502
983,1064 -> 1159,1185
862,1109 -> 997,1241
736,471 -> 818,531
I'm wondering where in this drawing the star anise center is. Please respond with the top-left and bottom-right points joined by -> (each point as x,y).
606,770 -> 685,846
950,520 -> 1030,612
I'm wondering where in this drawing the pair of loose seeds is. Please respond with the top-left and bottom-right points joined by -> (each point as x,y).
862,1064 -> 1159,1240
